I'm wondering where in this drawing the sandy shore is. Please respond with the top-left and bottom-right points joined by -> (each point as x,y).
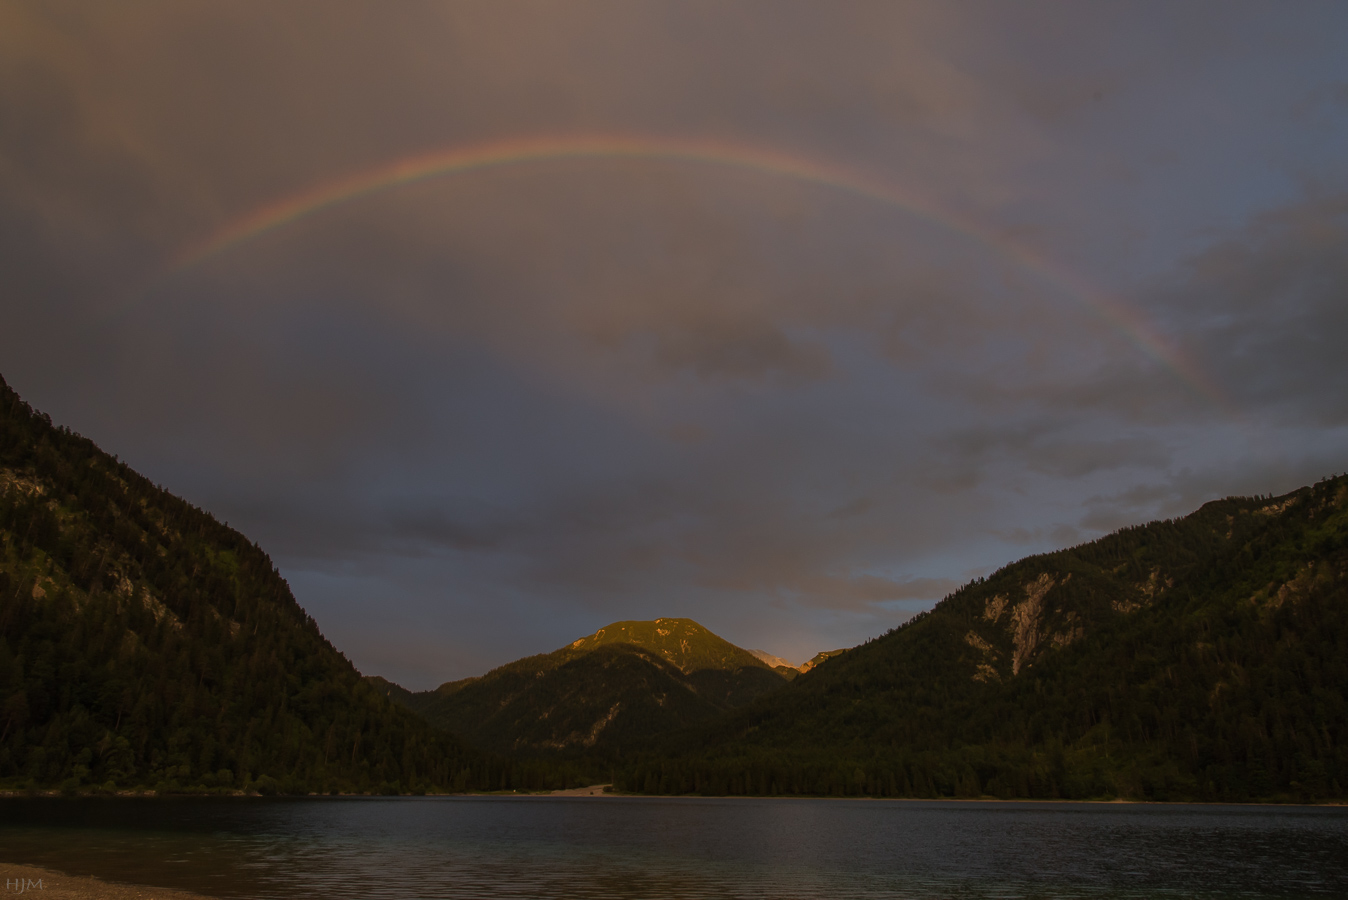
542,783 -> 612,796
0,865 -> 219,900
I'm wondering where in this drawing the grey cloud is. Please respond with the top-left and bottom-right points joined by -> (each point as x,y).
1027,436 -> 1170,478
994,523 -> 1084,549
1167,195 -> 1348,425
1076,446 -> 1348,536
5,1 -> 1348,685
727,573 -> 964,613
930,419 -> 1172,484
1078,481 -> 1190,535
650,320 -> 833,383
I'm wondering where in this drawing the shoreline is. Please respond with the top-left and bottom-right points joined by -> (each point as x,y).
0,864 -> 219,900
538,783 -> 611,796
2,788 -> 1342,807
534,791 -> 1348,807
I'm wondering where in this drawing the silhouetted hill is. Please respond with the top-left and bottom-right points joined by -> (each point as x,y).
0,374 -> 532,794
616,477 -> 1348,803
375,618 -> 788,756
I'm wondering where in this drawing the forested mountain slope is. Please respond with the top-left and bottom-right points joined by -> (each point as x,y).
617,477 -> 1348,802
375,618 -> 788,756
0,374 -> 514,794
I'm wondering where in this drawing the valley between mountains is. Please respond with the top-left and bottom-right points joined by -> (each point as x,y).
2,373 -> 1345,801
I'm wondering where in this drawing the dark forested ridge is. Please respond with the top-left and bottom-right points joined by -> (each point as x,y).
0,374 -> 560,794
372,618 -> 789,757
615,477 -> 1348,802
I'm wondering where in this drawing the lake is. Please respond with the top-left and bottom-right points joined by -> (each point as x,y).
1,796 -> 1345,899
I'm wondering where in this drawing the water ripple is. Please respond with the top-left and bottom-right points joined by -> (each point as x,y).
2,797 -> 1346,899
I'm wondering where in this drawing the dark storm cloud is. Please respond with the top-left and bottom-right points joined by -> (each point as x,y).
1076,443 -> 1348,538
1170,195 -> 1348,424
935,421 -> 1172,479
4,1 -> 1348,684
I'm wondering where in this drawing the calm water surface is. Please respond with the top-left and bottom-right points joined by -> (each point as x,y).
1,796 -> 1345,899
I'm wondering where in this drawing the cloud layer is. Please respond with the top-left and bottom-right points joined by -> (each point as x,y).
4,1 -> 1348,685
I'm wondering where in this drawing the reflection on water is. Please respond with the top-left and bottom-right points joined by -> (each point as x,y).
1,796 -> 1346,899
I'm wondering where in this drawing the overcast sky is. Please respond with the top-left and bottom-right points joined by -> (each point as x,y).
3,2 -> 1347,688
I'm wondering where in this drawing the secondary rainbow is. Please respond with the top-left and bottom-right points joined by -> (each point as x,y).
168,134 -> 1227,408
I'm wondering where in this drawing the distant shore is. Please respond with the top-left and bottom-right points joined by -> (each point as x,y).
3,788 -> 1341,806
0,864 -> 218,900
538,783 -> 612,796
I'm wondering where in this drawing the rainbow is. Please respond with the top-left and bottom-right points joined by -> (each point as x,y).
168,134 -> 1227,407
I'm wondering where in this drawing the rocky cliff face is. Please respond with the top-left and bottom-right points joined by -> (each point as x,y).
963,571 -> 1088,680
952,492 -> 1331,684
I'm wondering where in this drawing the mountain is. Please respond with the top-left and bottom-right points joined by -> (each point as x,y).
616,476 -> 1348,803
798,648 -> 848,673
12,365 -> 1341,802
746,647 -> 849,679
747,649 -> 803,679
374,618 -> 789,756
0,374 -> 542,795
747,649 -> 794,669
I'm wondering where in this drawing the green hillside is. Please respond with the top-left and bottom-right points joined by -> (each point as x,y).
616,476 -> 1348,802
0,374 -> 546,795
375,617 -> 788,756
569,619 -> 760,670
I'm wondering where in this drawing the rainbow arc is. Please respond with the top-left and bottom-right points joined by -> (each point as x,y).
167,134 -> 1227,409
